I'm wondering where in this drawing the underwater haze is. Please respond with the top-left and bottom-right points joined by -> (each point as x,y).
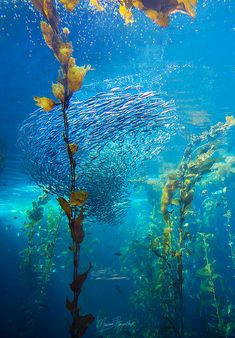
0,1 -> 235,338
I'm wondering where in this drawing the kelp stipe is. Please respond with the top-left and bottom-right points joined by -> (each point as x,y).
30,1 -> 94,336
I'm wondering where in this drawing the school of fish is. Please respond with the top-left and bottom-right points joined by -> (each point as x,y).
19,86 -> 176,223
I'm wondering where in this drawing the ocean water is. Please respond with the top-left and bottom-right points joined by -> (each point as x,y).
0,1 -> 235,337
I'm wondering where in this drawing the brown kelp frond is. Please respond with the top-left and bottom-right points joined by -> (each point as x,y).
32,1 -> 91,112
119,0 -> 198,27
32,0 -> 59,31
90,0 -> 104,11
34,96 -> 59,111
41,21 -> 73,64
58,0 -> 80,12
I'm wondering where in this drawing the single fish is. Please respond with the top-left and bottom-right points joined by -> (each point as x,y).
37,303 -> 49,310
114,252 -> 122,256
114,284 -> 121,293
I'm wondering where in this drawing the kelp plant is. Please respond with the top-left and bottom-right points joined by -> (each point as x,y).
196,232 -> 235,337
30,0 -> 97,336
152,116 -> 235,337
22,192 -> 50,267
119,0 -> 197,27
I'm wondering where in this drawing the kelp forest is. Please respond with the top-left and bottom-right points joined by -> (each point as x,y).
0,0 -> 235,338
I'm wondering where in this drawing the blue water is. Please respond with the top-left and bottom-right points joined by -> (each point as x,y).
0,1 -> 235,337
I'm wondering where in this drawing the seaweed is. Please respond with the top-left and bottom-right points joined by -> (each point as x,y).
22,193 -> 50,267
30,1 -> 94,336
122,117 -> 235,337
155,117 -> 235,337
119,0 -> 198,27
196,232 -> 235,337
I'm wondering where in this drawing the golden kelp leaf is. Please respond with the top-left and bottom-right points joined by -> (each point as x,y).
52,82 -> 65,102
40,21 -> 54,49
132,0 -> 144,10
68,143 -> 78,155
145,9 -> 169,27
68,57 -> 76,68
57,197 -> 72,220
68,65 -> 91,92
34,96 -> 57,111
43,0 -> 59,30
41,21 -> 73,64
58,0 -> 80,12
55,42 -> 73,64
90,0 -> 104,11
69,190 -> 89,206
119,3 -> 134,25
180,0 -> 197,17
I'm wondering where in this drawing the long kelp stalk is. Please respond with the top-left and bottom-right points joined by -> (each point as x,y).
30,1 -> 94,336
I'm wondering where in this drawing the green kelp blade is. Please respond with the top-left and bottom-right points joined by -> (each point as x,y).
196,263 -> 211,278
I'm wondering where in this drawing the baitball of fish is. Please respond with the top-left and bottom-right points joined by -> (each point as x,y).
19,87 -> 176,224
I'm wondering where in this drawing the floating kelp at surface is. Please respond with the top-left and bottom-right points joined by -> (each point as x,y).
119,0 -> 197,27
19,87 -> 176,223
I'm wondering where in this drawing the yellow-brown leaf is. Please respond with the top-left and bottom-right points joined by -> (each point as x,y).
69,190 -> 89,206
34,96 -> 57,111
144,9 -> 169,27
55,42 -> 73,64
41,21 -> 73,64
180,0 -> 197,17
57,197 -> 72,220
52,82 -> 65,102
119,3 -> 133,25
40,21 -> 54,49
68,65 -> 91,92
58,0 -> 80,12
90,0 -> 104,11
68,57 -> 76,68
68,143 -> 78,155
